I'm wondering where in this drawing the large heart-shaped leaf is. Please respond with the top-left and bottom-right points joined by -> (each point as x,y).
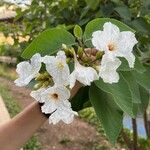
138,86 -> 150,114
83,18 -> 135,47
121,71 -> 141,104
22,28 -> 76,59
89,83 -> 123,143
95,75 -> 135,117
118,56 -> 145,73
121,71 -> 141,115
132,65 -> 150,90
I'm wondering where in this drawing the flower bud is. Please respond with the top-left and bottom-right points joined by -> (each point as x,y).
62,44 -> 67,50
43,71 -> 50,78
67,48 -> 75,58
66,58 -> 71,64
34,82 -> 43,89
35,73 -> 45,81
43,81 -> 50,87
77,47 -> 83,58
96,51 -> 104,59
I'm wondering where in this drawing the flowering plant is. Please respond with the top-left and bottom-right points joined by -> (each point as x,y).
15,18 -> 150,143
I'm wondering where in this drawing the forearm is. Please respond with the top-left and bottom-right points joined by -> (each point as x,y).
0,102 -> 47,150
0,82 -> 81,150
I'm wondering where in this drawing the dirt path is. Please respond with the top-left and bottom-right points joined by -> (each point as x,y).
0,77 -> 122,150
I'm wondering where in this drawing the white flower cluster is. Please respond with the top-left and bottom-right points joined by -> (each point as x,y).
15,51 -> 77,124
92,22 -> 138,83
15,22 -> 137,124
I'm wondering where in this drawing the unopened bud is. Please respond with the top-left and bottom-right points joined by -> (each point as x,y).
62,44 -> 67,50
35,72 -> 50,81
93,65 -> 100,71
35,73 -> 45,81
77,47 -> 83,58
96,51 -> 104,59
83,56 -> 91,63
34,82 -> 43,89
65,48 -> 74,58
43,71 -> 50,78
66,58 -> 71,63
43,81 -> 50,87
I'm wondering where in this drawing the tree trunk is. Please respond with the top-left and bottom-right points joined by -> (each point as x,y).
143,111 -> 150,138
121,129 -> 132,149
132,118 -> 138,150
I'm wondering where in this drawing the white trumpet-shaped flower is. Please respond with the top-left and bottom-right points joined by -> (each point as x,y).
99,54 -> 121,84
40,85 -> 71,113
70,53 -> 99,89
48,102 -> 77,124
43,51 -> 70,86
30,85 -> 77,124
14,53 -> 42,87
92,22 -> 138,68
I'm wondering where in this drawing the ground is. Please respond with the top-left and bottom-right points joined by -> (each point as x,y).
0,77 -> 124,150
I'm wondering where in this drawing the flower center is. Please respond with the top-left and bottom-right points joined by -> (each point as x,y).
50,93 -> 59,101
108,43 -> 116,51
57,61 -> 64,70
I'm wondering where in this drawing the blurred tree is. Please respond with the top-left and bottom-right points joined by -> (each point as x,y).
0,0 -> 149,63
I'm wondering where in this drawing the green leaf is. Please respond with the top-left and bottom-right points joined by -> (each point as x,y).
118,56 -> 145,73
85,0 -> 100,10
71,87 -> 89,111
138,86 -> 150,113
89,83 -> 123,143
114,6 -> 132,21
134,56 -> 146,73
21,28 -> 76,59
132,65 -> 150,90
83,18 -> 135,47
73,25 -> 83,39
95,76 -> 135,117
121,71 -> 141,115
131,18 -> 150,35
121,71 -> 141,104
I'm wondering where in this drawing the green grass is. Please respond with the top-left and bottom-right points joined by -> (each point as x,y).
0,63 -> 17,80
79,107 -> 105,135
0,83 -> 42,150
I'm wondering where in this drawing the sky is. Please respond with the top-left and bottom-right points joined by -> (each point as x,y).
2,0 -> 32,6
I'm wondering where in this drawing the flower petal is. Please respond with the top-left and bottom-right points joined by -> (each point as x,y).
40,85 -> 71,114
70,61 -> 98,88
41,101 -> 57,114
123,52 -> 135,68
92,22 -> 120,52
14,53 -> 42,87
48,104 -> 77,124
99,54 -> 121,83
92,31 -> 104,50
43,51 -> 70,86
103,22 -> 120,40
30,88 -> 46,103
69,71 -> 77,89
116,31 -> 137,68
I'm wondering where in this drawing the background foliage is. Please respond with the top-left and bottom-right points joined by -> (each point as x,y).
0,0 -> 150,62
